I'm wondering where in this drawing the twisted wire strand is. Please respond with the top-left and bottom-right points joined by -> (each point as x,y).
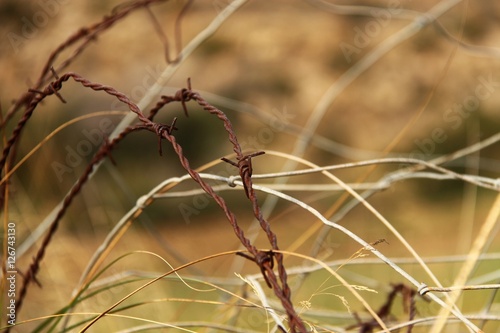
11,72 -> 166,316
0,0 -> 305,330
8,73 -> 307,331
1,0 -> 170,129
0,0 -> 173,212
16,122 -> 142,313
183,88 -> 306,332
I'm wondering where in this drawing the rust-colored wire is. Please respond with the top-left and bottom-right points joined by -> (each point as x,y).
0,0 -> 181,210
347,283 -> 419,333
154,78 -> 306,331
145,0 -> 193,64
0,1 -> 307,331
0,0 -> 171,130
6,72 -> 306,332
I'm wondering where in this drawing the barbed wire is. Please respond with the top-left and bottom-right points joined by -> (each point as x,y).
2,1 -> 499,332
3,69 -> 307,331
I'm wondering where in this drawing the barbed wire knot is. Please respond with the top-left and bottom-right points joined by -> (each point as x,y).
175,77 -> 193,117
221,151 -> 265,198
153,117 -> 178,156
237,250 -> 275,288
28,67 -> 67,104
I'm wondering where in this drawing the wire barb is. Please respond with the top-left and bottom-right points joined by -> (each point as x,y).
237,250 -> 275,288
221,151 -> 265,198
153,117 -> 178,156
177,77 -> 193,117
102,135 -> 117,165
6,73 -> 307,332
347,283 -> 418,333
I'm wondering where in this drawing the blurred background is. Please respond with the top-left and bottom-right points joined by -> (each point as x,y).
1,0 -> 500,332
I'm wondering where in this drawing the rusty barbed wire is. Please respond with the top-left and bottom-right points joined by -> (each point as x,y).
15,126 -> 137,313
165,81 -> 307,332
10,71 -> 158,315
145,0 -> 193,64
0,1 -> 307,331
7,67 -> 183,319
347,283 -> 419,333
1,0 -> 301,322
150,79 -> 307,331
0,0 -> 193,211
5,70 -> 307,332
1,0 -> 172,130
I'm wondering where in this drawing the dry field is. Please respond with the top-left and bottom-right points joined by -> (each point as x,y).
1,1 -> 500,332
